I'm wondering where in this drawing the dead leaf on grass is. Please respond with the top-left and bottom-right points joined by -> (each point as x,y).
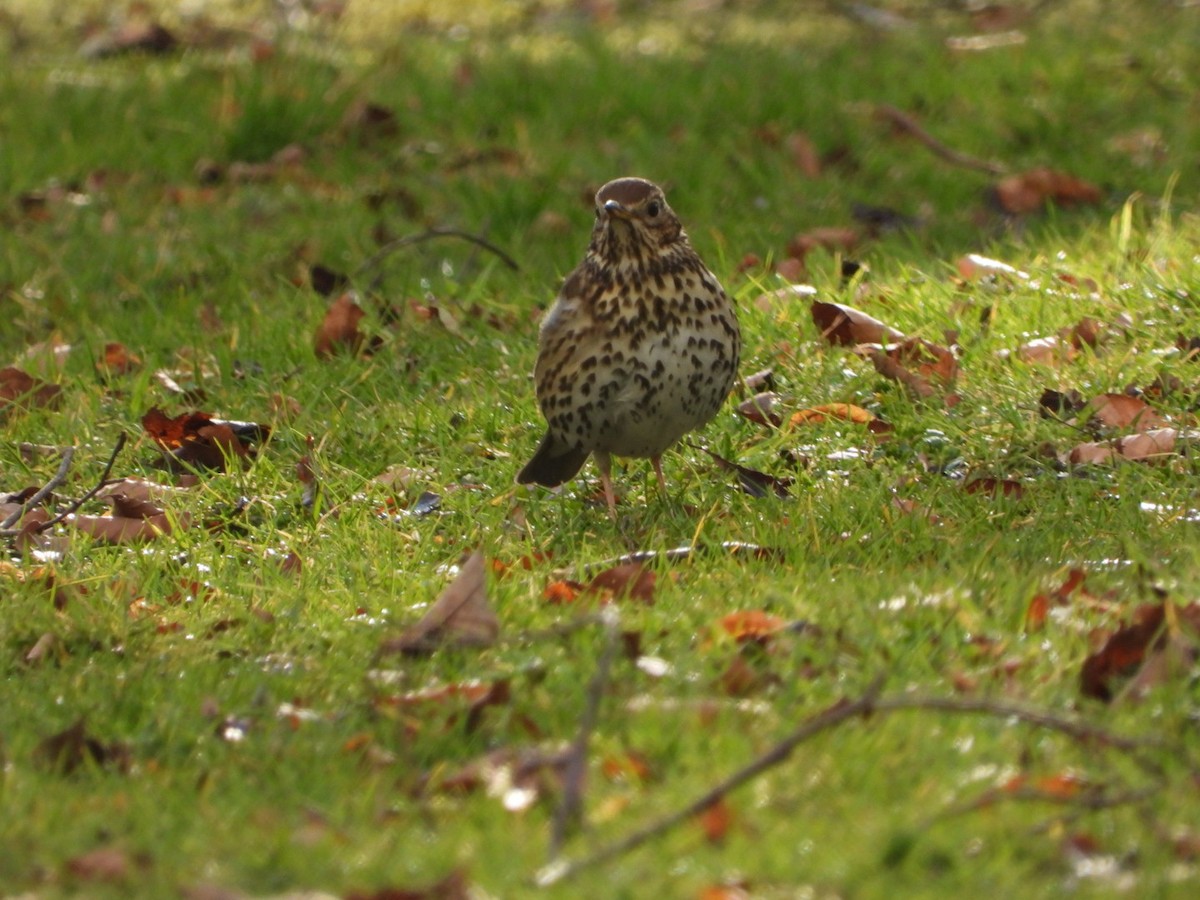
811,300 -> 906,345
378,551 -> 499,655
991,167 -> 1102,215
314,292 -> 368,358
34,719 -> 130,774
1069,428 -> 1181,465
1088,393 -> 1168,431
0,366 -> 62,415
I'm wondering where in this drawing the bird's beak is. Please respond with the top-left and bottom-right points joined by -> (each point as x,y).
603,199 -> 630,219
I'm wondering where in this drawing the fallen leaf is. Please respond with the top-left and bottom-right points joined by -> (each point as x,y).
378,551 -> 499,655
585,562 -> 656,604
790,402 -> 888,433
785,131 -> 821,177
97,342 -> 141,375
1088,393 -> 1168,431
1069,428 -> 1180,464
718,610 -> 787,643
956,253 -> 1028,282
0,366 -> 62,415
696,797 -> 734,844
314,292 -> 367,358
65,846 -> 132,883
992,167 -> 1102,215
1080,603 -> 1165,701
344,868 -> 470,900
811,300 -> 906,345
788,227 -> 859,260
737,392 -> 783,427
34,719 -> 130,774
694,446 -> 792,498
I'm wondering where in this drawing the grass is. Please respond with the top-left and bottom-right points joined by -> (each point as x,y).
2,0 -> 1200,896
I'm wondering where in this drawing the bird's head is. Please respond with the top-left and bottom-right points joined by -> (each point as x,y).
591,177 -> 685,261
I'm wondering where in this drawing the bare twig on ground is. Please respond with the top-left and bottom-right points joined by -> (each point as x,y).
548,605 -> 621,859
536,677 -> 886,886
536,684 -> 1183,887
356,227 -> 520,286
874,694 -> 1176,777
876,104 -> 1008,176
0,446 -> 75,533
5,433 -> 128,538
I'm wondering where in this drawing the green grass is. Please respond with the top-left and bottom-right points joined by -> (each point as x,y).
3,1 -> 1200,896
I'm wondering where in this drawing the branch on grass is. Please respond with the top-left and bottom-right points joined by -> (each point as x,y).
875,104 -> 1009,176
548,605 -> 621,859
536,684 -> 1180,887
355,227 -> 520,284
536,677 -> 886,886
0,446 -> 75,533
2,433 -> 128,538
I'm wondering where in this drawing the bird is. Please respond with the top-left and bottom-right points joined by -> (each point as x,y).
517,176 -> 741,513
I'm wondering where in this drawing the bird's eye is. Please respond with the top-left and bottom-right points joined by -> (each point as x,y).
646,200 -> 661,218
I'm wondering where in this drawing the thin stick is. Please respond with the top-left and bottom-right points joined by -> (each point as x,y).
0,446 -> 74,532
875,104 -> 1009,176
548,606 -> 621,858
34,432 -> 127,533
873,694 -> 1173,777
535,677 -> 885,886
355,227 -> 520,280
536,685 -> 1174,887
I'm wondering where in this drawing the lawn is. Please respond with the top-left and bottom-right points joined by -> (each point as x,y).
2,1 -> 1200,897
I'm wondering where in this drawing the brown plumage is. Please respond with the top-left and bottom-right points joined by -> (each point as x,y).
517,177 -> 741,513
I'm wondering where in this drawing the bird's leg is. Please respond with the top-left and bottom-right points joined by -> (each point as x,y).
651,456 -> 668,494
594,451 -> 617,517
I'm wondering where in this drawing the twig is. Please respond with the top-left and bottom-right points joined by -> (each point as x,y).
536,684 -> 1178,887
875,104 -> 1009,176
33,432 -> 127,534
548,606 -> 621,859
0,446 -> 75,532
577,541 -> 780,576
873,694 -> 1174,777
355,227 -> 520,282
535,677 -> 885,886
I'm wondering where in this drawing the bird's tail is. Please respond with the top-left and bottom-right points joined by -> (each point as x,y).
516,433 -> 590,487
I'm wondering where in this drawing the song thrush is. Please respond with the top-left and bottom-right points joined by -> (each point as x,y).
517,177 -> 741,513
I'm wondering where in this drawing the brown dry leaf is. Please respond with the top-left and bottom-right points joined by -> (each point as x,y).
586,562 -> 656,604
142,407 -> 266,471
97,342 -> 141,375
314,292 -> 366,359
65,846 -> 133,883
0,366 -> 62,415
378,551 -> 499,655
34,719 -> 130,775
600,750 -> 652,783
811,300 -> 906,346
1088,393 -> 1168,431
785,131 -> 822,178
694,446 -> 792,498
864,338 -> 958,400
788,227 -> 859,261
992,167 -> 1102,215
737,392 -> 783,427
697,884 -> 753,900
96,477 -> 190,506
751,283 -> 817,314
1069,428 -> 1179,465
543,580 -> 582,604
344,868 -> 470,900
1000,334 -> 1075,366
790,402 -> 887,432
955,254 -> 1032,282
1080,603 -> 1165,701
696,797 -> 734,844
774,257 -> 806,282
963,476 -> 1024,499
718,610 -> 787,643
69,509 -> 184,544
